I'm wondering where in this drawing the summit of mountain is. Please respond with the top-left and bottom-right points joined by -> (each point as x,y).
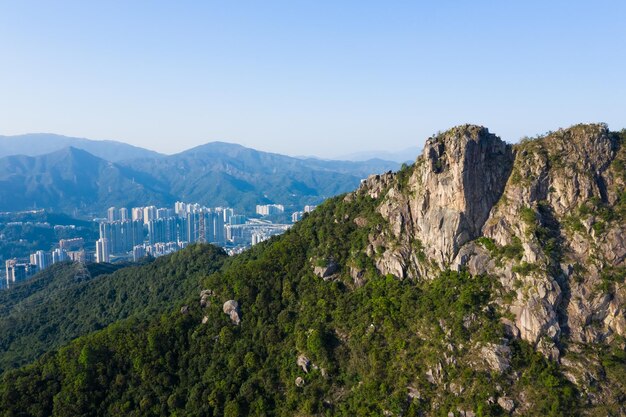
0,133 -> 163,162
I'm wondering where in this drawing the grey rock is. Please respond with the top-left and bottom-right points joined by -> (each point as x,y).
297,354 -> 310,373
497,396 -> 515,413
223,300 -> 241,325
426,362 -> 443,384
200,289 -> 215,308
480,343 -> 511,373
501,318 -> 520,339
313,259 -> 339,279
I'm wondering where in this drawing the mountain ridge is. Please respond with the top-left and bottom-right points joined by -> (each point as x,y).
0,133 -> 164,162
0,143 -> 400,215
0,146 -> 175,213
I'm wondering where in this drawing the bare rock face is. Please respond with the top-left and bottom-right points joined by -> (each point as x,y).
479,343 -> 511,373
478,124 -> 626,347
497,396 -> 515,413
412,125 -> 513,264
346,123 -> 626,410
312,259 -> 339,279
512,286 -> 562,345
200,289 -> 215,308
297,354 -> 310,373
357,171 -> 395,199
223,300 -> 241,325
371,125 -> 514,277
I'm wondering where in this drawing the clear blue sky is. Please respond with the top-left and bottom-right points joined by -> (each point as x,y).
0,1 -> 624,157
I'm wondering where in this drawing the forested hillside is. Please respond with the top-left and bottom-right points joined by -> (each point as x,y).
0,244 -> 226,373
1,124 -> 625,416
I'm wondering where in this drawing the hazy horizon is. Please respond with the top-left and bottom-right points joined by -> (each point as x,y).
1,1 -> 624,158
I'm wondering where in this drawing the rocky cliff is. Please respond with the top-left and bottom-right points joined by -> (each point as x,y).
353,123 -> 626,408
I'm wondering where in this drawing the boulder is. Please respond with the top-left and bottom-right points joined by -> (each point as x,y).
297,354 -> 310,373
480,343 -> 511,373
497,396 -> 515,413
313,259 -> 339,279
200,289 -> 214,308
223,300 -> 241,325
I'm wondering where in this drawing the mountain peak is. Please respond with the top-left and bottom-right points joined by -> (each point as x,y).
180,141 -> 248,155
0,133 -> 162,162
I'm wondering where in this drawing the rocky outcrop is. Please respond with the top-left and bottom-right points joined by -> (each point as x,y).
472,124 -> 626,351
223,300 -> 241,325
362,125 -> 514,280
297,354 -> 310,373
312,259 -> 339,280
497,397 -> 515,413
354,123 -> 626,360
413,125 -> 514,264
200,289 -> 215,308
378,125 -> 513,267
479,342 -> 511,373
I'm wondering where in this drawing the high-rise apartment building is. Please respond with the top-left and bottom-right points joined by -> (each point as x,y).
131,207 -> 144,222
107,206 -> 119,222
99,220 -> 144,254
132,245 -> 146,262
223,208 -> 234,224
229,214 -> 247,225
256,204 -> 285,216
5,259 -> 37,287
30,250 -> 51,271
95,238 -> 110,263
175,201 -> 187,217
292,211 -> 303,222
143,206 -> 157,225
59,238 -> 84,250
52,248 -> 68,264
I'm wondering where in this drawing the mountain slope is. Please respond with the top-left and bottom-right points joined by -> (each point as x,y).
0,147 -> 175,213
0,142 -> 399,215
121,142 -> 400,212
336,145 -> 421,163
1,124 -> 624,416
0,133 -> 163,161
0,244 -> 226,373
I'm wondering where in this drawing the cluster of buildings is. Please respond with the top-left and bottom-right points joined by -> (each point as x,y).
255,204 -> 285,216
4,238 -> 89,288
291,205 -> 317,222
95,203 -> 236,264
3,200 -> 317,289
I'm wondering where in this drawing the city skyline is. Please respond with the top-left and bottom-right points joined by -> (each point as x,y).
2,199 -> 300,288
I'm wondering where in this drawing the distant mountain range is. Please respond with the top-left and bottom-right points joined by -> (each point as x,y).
0,147 -> 175,213
335,146 -> 421,163
0,133 -> 163,162
0,136 -> 401,215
